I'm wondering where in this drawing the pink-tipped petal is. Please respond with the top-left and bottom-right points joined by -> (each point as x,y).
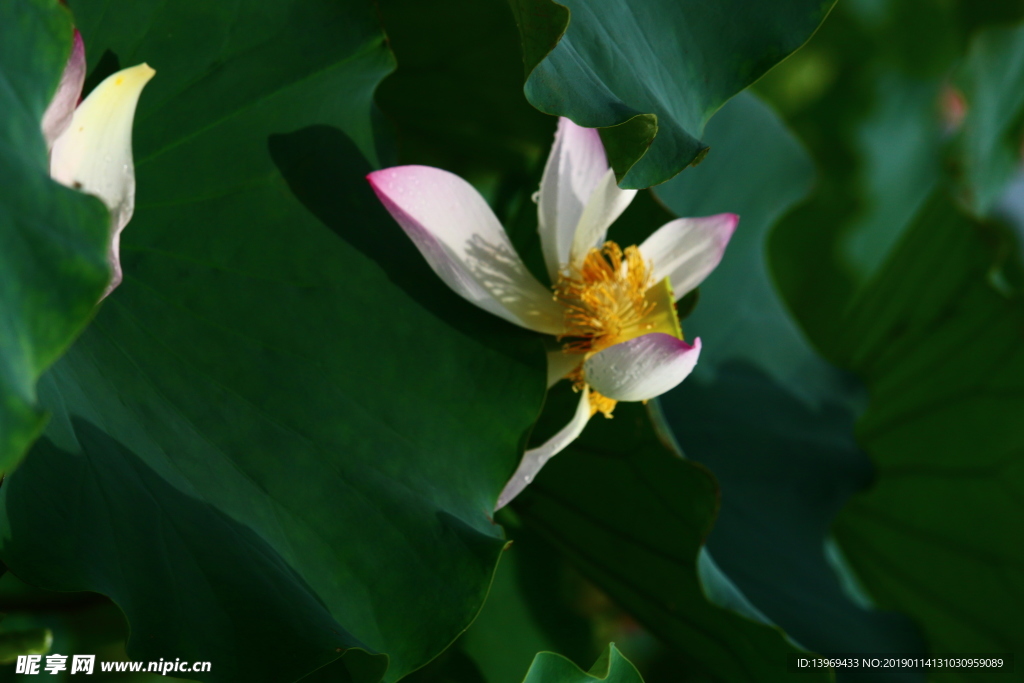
569,167 -> 637,267
41,29 -> 86,150
368,166 -> 564,335
584,333 -> 702,402
538,118 -> 610,281
639,214 -> 738,300
496,387 -> 592,510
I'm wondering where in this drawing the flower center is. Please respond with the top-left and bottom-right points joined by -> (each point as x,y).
553,241 -> 683,418
554,241 -> 681,354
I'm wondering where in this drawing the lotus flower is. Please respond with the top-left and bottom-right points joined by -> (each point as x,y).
42,29 -> 155,298
367,118 -> 737,509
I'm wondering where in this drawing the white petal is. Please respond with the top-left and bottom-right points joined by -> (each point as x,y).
496,387 -> 592,510
569,168 -> 637,267
538,118 -> 609,281
584,333 -> 701,402
368,166 -> 564,335
50,63 -> 155,298
41,29 -> 85,150
639,214 -> 738,300
546,349 -> 582,388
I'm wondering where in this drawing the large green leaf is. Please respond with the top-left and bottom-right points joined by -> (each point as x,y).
507,0 -> 836,188
0,2 -> 551,681
651,93 -> 926,677
522,645 -> 642,683
827,194 -> 1024,675
760,1 -> 1024,674
375,0 -> 552,184
0,0 -> 110,471
513,397 -> 831,683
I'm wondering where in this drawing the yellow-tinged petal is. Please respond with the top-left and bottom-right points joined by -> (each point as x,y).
634,276 -> 683,342
50,63 -> 155,297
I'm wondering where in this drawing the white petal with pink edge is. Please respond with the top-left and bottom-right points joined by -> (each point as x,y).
368,165 -> 564,335
495,387 -> 592,510
639,214 -> 738,300
583,333 -> 702,402
538,118 -> 609,281
569,168 -> 637,268
41,29 -> 86,150
50,63 -> 155,299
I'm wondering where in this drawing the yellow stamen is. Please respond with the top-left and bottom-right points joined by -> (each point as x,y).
553,241 -> 685,418
566,367 -> 619,418
588,391 -> 618,419
555,242 -> 652,354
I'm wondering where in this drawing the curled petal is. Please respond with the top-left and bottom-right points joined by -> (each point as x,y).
538,118 -> 609,281
496,387 -> 592,510
50,63 -> 156,298
584,333 -> 701,402
569,168 -> 637,268
639,214 -> 738,300
368,166 -> 564,335
41,29 -> 86,149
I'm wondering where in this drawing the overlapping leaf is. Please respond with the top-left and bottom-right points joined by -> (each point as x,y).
507,0 -> 836,187
828,195 -> 1024,675
0,0 -> 110,472
0,1 -> 551,681
513,396 -> 831,683
760,1 -> 1024,676
650,93 -> 926,679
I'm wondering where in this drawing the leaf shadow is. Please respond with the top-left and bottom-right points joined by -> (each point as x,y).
3,418 -> 383,682
267,125 -> 543,368
661,361 -> 927,681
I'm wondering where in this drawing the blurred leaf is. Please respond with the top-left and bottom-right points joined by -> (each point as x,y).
956,22 -> 1024,213
0,574 -> 171,682
652,93 -> 926,680
827,194 -> 1024,674
759,1 -> 1024,674
0,0 -> 110,471
460,546 -> 581,683
0,1 -> 550,682
513,396 -> 831,683
762,1 -> 1024,342
0,628 -> 52,664
507,0 -> 836,187
522,645 -> 642,683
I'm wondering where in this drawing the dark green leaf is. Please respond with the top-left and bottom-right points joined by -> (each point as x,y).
507,0 -> 836,187
513,397 -> 831,683
651,93 -> 926,678
460,539 -> 588,683
0,2 -> 549,681
376,0 -> 553,183
760,2 -> 1024,674
829,194 -> 1024,675
0,0 -> 110,472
